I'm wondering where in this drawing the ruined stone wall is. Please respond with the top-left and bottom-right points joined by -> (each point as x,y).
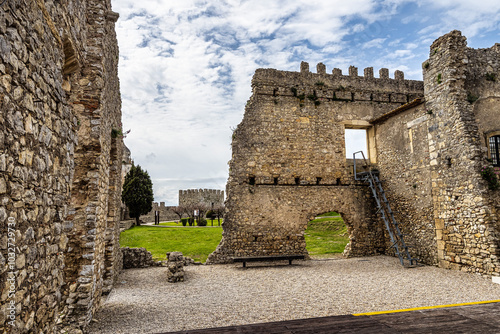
61,0 -> 122,329
179,188 -> 224,208
141,202 -> 179,223
0,0 -> 122,332
423,31 -> 500,276
208,63 -> 424,263
373,102 -> 438,265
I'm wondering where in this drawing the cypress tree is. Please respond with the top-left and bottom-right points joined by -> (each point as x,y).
122,165 -> 154,225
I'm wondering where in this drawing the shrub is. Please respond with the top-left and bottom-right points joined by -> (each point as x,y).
486,73 -> 497,82
467,93 -> 479,104
181,218 -> 189,226
197,218 -> 207,227
206,210 -> 216,219
481,166 -> 499,190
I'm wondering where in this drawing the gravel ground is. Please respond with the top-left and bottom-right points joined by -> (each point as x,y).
88,256 -> 500,334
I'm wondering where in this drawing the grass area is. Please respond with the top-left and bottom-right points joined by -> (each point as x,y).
158,221 -> 182,226
120,212 -> 348,263
158,219 -> 223,227
319,211 -> 340,217
305,212 -> 349,258
120,225 -> 223,263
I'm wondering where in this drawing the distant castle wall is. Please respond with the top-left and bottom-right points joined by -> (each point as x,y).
140,202 -> 178,222
140,189 -> 225,223
179,189 -> 225,208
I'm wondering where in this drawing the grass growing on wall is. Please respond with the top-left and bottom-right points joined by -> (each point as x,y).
305,212 -> 349,258
120,226 -> 223,262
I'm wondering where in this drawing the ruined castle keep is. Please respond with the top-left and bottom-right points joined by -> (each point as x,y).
0,0 -> 123,332
209,31 -> 500,277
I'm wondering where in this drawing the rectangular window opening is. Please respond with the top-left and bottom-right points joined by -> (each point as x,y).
490,136 -> 500,166
345,128 -> 368,159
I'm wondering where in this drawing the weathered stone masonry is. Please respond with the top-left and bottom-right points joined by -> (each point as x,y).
209,31 -> 500,278
208,61 -> 424,263
0,0 -> 122,333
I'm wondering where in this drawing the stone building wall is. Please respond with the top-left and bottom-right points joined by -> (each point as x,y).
210,31 -> 500,278
372,102 -> 437,265
179,188 -> 224,208
422,31 -> 500,275
208,63 -> 424,263
0,0 -> 122,333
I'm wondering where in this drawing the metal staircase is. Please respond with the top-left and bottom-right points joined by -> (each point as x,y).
353,151 -> 419,267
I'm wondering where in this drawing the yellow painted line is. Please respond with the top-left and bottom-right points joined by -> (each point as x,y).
353,300 -> 500,316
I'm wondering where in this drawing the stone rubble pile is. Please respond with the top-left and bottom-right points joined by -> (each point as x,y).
166,252 -> 186,283
122,247 -> 154,269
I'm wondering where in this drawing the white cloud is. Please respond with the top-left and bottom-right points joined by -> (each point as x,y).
363,38 -> 387,49
111,0 -> 500,204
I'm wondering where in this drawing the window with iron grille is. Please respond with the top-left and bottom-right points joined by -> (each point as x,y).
489,135 -> 500,166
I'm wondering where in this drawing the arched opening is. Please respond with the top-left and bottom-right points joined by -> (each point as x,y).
305,211 -> 350,258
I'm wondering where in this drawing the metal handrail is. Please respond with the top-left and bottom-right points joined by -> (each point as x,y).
353,151 -> 370,180
352,150 -> 418,266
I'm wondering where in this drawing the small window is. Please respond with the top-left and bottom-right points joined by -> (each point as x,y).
249,176 -> 256,185
295,177 -> 300,185
273,177 -> 279,185
345,128 -> 368,159
489,135 -> 500,166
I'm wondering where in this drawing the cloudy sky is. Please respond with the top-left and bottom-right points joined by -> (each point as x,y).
110,0 -> 500,205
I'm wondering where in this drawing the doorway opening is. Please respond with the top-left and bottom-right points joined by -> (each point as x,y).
305,211 -> 349,258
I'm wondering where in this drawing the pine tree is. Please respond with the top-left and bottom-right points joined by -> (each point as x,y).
122,165 -> 154,225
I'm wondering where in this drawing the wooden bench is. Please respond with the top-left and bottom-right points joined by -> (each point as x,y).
232,255 -> 305,268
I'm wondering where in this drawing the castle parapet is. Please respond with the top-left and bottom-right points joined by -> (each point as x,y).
251,62 -> 424,105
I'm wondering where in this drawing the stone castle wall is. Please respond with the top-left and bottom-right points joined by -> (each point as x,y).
422,31 -> 500,275
208,62 -> 424,263
0,0 -> 123,332
140,202 -> 178,223
140,189 -> 225,223
210,31 -> 500,278
372,101 -> 437,265
179,188 -> 224,208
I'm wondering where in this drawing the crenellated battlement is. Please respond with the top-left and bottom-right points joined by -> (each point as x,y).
179,188 -> 225,207
251,62 -> 424,106
179,188 -> 224,196
302,61 -> 406,81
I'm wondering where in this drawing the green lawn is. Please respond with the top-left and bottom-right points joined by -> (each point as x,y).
120,213 -> 348,263
120,226 -> 223,262
158,219 -> 223,227
158,221 -> 182,226
305,212 -> 349,258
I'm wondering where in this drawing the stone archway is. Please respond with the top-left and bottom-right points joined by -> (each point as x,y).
208,183 -> 386,263
305,211 -> 350,258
